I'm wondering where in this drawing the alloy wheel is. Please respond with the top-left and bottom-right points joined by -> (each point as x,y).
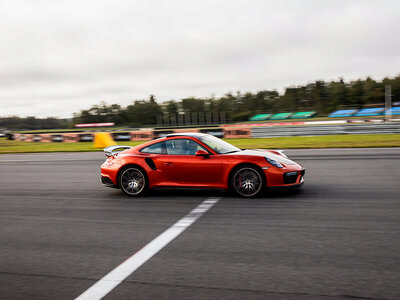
120,167 -> 146,196
233,167 -> 262,197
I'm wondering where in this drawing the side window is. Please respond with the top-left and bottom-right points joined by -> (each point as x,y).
140,142 -> 165,154
165,139 -> 207,155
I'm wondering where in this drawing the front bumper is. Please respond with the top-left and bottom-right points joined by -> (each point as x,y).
283,169 -> 305,184
263,166 -> 305,187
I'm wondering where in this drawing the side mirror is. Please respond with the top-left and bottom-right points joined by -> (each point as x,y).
195,149 -> 210,158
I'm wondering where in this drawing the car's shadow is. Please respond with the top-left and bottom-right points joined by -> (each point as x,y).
262,187 -> 304,199
144,187 -> 304,199
148,188 -> 225,198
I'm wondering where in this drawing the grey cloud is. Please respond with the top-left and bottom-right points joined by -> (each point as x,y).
0,0 -> 399,118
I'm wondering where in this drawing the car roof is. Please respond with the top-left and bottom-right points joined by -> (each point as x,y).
165,132 -> 207,138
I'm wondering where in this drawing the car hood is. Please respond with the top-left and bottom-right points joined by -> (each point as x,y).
226,149 -> 296,165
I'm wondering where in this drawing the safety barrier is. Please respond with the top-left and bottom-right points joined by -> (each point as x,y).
11,121 -> 400,143
252,122 -> 400,137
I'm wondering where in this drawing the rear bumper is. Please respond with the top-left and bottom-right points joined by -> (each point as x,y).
101,176 -> 118,188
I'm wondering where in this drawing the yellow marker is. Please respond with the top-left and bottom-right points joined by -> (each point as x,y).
93,132 -> 117,148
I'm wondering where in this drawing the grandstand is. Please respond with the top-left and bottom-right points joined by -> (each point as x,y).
289,111 -> 317,119
328,109 -> 359,118
270,113 -> 293,120
248,111 -> 317,121
249,114 -> 272,121
249,106 -> 399,121
384,107 -> 400,115
354,108 -> 385,116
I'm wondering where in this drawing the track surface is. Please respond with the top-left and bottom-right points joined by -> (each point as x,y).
0,148 -> 399,300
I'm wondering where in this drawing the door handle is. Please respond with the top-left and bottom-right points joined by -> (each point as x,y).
164,162 -> 174,166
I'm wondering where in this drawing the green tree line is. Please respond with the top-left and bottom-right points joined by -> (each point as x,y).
73,75 -> 400,126
1,75 -> 399,130
0,117 -> 69,130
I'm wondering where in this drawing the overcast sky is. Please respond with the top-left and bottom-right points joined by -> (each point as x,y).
0,0 -> 399,118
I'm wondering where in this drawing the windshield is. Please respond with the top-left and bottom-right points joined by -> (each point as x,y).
199,135 -> 241,154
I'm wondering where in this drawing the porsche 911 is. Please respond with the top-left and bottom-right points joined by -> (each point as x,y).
101,133 -> 304,197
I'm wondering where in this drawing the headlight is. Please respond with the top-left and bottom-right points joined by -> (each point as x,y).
265,157 -> 283,168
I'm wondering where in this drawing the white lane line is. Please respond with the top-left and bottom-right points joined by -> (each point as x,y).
75,197 -> 220,300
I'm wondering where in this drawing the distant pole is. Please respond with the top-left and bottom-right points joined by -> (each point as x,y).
164,113 -> 169,127
199,112 -> 204,125
192,112 -> 198,125
213,112 -> 218,124
206,112 -> 211,124
385,85 -> 392,122
178,113 -> 183,126
220,111 -> 226,124
171,113 -> 176,126
185,111 -> 191,125
156,114 -> 162,126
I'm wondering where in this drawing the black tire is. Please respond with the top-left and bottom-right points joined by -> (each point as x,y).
230,165 -> 265,197
118,166 -> 147,197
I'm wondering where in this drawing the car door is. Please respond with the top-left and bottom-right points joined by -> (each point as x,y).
139,141 -> 176,186
158,138 -> 222,187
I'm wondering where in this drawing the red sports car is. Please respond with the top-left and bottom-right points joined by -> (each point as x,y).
101,133 -> 304,197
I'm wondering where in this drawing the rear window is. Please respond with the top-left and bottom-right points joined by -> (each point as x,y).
140,142 -> 164,154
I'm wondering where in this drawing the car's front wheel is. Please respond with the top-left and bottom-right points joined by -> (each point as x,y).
231,165 -> 264,197
119,166 -> 147,196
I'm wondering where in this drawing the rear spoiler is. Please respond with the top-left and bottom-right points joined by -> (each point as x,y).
104,145 -> 132,158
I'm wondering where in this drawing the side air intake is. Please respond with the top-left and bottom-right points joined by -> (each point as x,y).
145,158 -> 157,170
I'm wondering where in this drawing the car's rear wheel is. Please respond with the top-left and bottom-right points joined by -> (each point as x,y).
119,166 -> 147,196
231,165 -> 264,197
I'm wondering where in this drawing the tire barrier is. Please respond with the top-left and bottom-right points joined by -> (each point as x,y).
63,134 -> 79,143
79,134 -> 94,142
112,132 -> 131,141
199,128 -> 224,138
130,130 -> 154,141
11,122 -> 400,143
153,130 -> 175,139
223,128 -> 251,138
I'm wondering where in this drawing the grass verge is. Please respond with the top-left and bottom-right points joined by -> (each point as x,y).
1,134 -> 399,154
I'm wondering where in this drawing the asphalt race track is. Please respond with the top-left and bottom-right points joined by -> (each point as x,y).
0,148 -> 399,300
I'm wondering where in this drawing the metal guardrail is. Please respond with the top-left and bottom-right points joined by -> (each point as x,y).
251,123 -> 400,137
